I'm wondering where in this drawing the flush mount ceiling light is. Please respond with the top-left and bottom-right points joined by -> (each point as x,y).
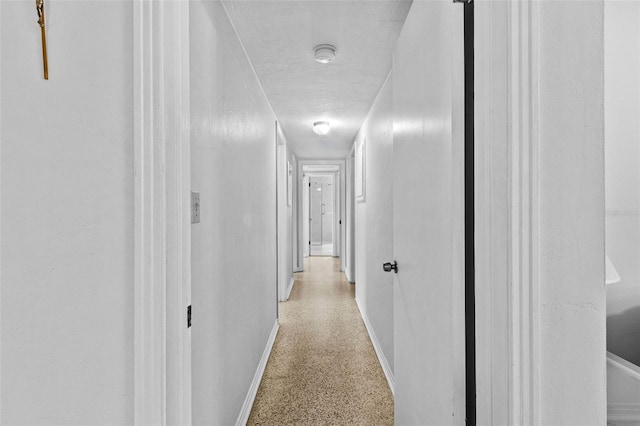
313,44 -> 336,64
313,121 -> 330,135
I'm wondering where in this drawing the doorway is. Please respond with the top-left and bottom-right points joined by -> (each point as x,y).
309,175 -> 335,256
297,161 -> 346,270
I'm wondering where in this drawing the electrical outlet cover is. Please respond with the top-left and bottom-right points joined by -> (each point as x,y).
191,191 -> 200,224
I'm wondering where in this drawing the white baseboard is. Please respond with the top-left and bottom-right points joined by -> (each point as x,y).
286,276 -> 295,300
608,403 -> 640,421
607,351 -> 640,422
355,298 -> 394,396
345,268 -> 354,283
235,320 -> 279,426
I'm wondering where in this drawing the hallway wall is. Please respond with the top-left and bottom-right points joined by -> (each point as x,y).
1,1 -> 134,424
353,73 -> 394,379
190,1 -> 278,424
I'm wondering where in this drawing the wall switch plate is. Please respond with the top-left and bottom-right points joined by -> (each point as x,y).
191,191 -> 200,224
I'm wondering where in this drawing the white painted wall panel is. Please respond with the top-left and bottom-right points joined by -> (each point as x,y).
354,74 -> 394,375
538,2 -> 607,423
1,2 -> 134,424
190,1 -> 278,424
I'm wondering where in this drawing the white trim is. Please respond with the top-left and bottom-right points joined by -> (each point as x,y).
277,136 -> 287,302
506,1 -> 541,423
133,0 -> 166,423
286,277 -> 295,300
134,0 -> 191,424
356,298 -> 395,396
236,321 -> 280,426
475,1 -> 540,424
344,268 -> 354,284
608,404 -> 640,422
297,160 -> 346,272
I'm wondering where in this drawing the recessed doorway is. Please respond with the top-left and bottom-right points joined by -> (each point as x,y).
298,162 -> 345,269
309,175 -> 335,256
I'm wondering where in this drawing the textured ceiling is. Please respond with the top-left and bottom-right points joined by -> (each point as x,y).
223,0 -> 412,160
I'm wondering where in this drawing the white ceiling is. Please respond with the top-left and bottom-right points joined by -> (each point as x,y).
223,0 -> 412,160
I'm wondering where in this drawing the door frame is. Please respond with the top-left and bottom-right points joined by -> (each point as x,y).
345,149 -> 356,283
306,173 -> 337,256
133,0 -> 192,424
276,124 -> 284,303
296,160 -> 346,271
474,1 -> 541,424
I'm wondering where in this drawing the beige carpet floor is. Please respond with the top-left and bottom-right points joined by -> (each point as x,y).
247,257 -> 394,426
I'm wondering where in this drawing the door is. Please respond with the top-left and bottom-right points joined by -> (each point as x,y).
392,2 -> 465,424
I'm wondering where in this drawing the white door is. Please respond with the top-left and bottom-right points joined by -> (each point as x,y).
392,2 -> 465,424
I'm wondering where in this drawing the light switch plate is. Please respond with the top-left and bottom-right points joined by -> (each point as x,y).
191,191 -> 200,224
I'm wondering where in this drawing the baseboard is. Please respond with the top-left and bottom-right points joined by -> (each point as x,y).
355,298 -> 394,396
345,268 -> 354,283
286,276 -> 295,300
608,403 -> 640,421
235,320 -> 279,426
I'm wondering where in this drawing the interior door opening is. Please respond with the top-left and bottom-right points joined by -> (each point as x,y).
298,162 -> 345,269
309,175 -> 335,256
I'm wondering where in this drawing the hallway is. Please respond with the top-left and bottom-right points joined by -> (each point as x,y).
247,257 -> 393,425
0,0 -> 616,424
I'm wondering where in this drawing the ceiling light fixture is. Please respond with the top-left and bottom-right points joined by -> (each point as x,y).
313,44 -> 336,64
313,121 -> 330,135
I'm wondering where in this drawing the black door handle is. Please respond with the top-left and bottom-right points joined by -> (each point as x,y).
383,261 -> 398,273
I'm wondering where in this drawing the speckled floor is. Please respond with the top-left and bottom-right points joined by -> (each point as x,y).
247,257 -> 394,426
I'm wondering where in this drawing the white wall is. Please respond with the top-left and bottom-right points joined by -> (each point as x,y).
605,0 -> 640,367
538,2 -> 607,423
190,1 -> 278,424
1,1 -> 134,424
353,73 -> 394,375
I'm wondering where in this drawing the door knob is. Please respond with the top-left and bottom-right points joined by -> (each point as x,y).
383,261 -> 398,273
